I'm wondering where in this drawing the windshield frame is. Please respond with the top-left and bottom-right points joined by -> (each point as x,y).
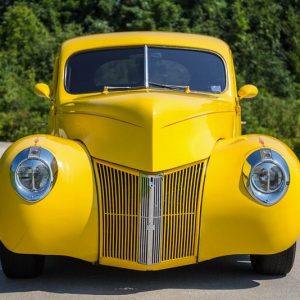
64,45 -> 228,95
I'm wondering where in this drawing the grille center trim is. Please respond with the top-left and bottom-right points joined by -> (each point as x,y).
139,174 -> 163,265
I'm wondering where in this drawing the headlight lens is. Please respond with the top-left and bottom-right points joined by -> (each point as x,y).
16,159 -> 51,191
244,149 -> 290,206
251,162 -> 284,193
11,147 -> 58,202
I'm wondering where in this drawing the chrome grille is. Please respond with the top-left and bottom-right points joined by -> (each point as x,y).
94,160 -> 205,264
96,163 -> 140,262
162,164 -> 204,260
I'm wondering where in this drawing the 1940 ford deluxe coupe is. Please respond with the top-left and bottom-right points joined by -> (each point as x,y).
0,32 -> 300,278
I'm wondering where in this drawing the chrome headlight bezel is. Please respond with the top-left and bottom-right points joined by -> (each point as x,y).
10,147 -> 58,203
243,148 -> 290,206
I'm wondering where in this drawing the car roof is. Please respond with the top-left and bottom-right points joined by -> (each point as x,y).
61,31 -> 230,57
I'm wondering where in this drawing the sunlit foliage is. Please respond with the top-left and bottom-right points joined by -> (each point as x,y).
0,0 -> 300,155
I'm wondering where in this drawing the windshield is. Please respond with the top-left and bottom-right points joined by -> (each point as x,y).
65,46 -> 226,94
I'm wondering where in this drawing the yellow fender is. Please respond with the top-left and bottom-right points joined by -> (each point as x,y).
199,134 -> 300,262
0,135 -> 98,262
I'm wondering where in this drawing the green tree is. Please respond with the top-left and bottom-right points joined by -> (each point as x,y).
0,3 -> 52,140
114,0 -> 188,31
0,0 -> 300,158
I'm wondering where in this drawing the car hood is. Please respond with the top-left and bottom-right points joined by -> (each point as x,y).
57,91 -> 236,172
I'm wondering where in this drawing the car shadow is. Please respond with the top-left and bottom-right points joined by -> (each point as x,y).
0,255 -> 283,296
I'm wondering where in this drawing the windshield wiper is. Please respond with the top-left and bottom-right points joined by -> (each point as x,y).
149,82 -> 191,93
102,83 -> 191,94
102,86 -> 145,94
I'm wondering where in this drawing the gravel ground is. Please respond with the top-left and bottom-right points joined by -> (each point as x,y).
0,142 -> 299,300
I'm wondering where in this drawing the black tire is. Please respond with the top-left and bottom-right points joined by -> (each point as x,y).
250,243 -> 296,275
0,242 -> 45,279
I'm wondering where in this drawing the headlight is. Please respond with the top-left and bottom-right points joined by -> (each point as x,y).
251,162 -> 284,193
11,147 -> 58,202
243,148 -> 290,206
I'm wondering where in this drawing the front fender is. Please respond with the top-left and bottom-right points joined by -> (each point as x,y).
199,134 -> 300,261
0,135 -> 98,262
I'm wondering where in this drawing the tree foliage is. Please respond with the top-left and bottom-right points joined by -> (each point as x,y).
0,0 -> 300,155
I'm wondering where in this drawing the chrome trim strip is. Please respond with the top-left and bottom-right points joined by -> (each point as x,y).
147,180 -> 154,264
139,174 -> 163,265
144,45 -> 149,88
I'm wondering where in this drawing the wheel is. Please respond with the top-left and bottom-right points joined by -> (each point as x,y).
0,242 -> 45,279
250,243 -> 296,275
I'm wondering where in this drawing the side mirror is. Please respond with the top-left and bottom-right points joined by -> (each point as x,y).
34,83 -> 51,99
238,84 -> 258,100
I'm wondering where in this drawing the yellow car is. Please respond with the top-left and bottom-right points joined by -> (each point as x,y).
0,32 -> 299,278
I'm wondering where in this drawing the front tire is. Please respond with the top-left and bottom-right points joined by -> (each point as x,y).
0,242 -> 45,279
250,243 -> 296,275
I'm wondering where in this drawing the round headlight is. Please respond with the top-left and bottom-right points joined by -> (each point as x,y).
244,149 -> 290,206
11,147 -> 58,202
16,159 -> 51,191
251,162 -> 284,193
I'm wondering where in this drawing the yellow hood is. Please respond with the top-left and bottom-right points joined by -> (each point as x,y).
57,91 -> 235,172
